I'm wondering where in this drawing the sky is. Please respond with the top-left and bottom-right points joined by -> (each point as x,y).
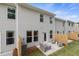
31,3 -> 79,22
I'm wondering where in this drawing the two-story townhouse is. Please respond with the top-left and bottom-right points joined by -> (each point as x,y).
0,4 -> 16,56
67,20 -> 75,34
0,3 -> 79,56
75,22 -> 79,33
55,17 -> 66,35
18,3 -> 56,48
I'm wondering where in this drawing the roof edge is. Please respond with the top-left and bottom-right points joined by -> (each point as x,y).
18,3 -> 56,17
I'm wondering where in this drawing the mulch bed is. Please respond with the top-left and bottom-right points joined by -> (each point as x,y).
26,46 -> 38,56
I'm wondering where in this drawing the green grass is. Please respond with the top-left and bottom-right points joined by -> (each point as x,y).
49,40 -> 79,56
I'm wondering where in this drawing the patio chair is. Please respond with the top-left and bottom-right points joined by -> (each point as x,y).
39,42 -> 51,52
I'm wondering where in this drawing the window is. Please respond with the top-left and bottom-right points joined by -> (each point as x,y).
27,31 -> 32,43
34,31 -> 38,41
6,31 -> 14,45
8,8 -> 16,19
40,14 -> 43,22
50,30 -> 53,38
50,17 -> 52,24
57,31 -> 59,34
68,22 -> 71,26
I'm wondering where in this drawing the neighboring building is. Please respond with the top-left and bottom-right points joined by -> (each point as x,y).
67,20 -> 75,34
0,4 -> 16,56
76,23 -> 79,39
54,18 -> 76,35
75,22 -> 79,33
55,17 -> 66,35
18,3 -> 56,48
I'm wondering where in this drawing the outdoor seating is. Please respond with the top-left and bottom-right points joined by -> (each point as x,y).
39,42 -> 51,52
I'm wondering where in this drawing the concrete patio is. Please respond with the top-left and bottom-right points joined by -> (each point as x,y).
36,40 -> 73,56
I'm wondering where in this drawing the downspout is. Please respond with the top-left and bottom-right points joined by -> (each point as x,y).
16,3 -> 21,56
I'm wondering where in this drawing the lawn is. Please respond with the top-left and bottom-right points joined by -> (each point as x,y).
49,40 -> 79,56
28,40 -> 79,56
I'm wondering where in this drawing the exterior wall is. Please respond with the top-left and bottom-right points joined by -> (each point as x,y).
74,23 -> 79,33
55,19 -> 65,34
66,21 -> 75,34
54,19 -> 77,35
0,4 -> 16,56
18,5 -> 55,48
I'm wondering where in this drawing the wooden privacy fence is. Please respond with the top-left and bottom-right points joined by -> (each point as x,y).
13,35 -> 22,56
54,32 -> 79,46
54,34 -> 68,46
68,32 -> 79,40
13,48 -> 18,56
18,35 -> 22,55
